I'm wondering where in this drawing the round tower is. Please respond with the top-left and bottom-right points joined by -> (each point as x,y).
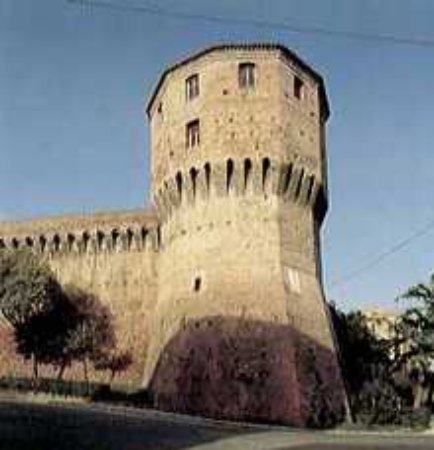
144,43 -> 345,426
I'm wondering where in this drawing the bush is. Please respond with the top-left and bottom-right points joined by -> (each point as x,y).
0,376 -> 104,398
90,385 -> 152,407
409,407 -> 431,430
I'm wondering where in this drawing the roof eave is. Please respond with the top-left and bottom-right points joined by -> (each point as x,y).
146,43 -> 330,120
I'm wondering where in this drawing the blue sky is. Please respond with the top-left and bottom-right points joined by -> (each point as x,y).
1,0 -> 434,310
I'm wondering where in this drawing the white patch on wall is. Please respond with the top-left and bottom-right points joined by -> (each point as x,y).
284,266 -> 301,294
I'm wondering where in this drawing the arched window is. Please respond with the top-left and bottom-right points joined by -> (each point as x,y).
140,227 -> 148,248
176,171 -> 183,200
82,232 -> 90,252
157,226 -> 162,248
204,162 -> 211,193
53,235 -> 61,252
190,167 -> 198,197
126,228 -> 134,250
39,235 -> 47,253
295,169 -> 305,199
283,163 -> 293,193
67,234 -> 75,252
111,229 -> 120,250
244,158 -> 252,190
262,157 -> 271,190
96,231 -> 105,251
306,175 -> 315,201
226,159 -> 234,193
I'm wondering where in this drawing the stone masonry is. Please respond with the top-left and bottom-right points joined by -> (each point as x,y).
0,43 -> 346,426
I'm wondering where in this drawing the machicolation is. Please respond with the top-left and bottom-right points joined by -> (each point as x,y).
0,42 -> 345,427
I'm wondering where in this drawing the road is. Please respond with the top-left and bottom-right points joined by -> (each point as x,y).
0,399 -> 433,450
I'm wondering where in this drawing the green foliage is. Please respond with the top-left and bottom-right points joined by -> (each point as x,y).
0,248 -> 127,383
330,304 -> 408,424
0,375 -> 105,398
0,375 -> 153,408
0,249 -> 62,327
0,249 -> 65,378
51,285 -> 117,381
94,350 -> 133,383
409,407 -> 432,429
396,273 -> 434,409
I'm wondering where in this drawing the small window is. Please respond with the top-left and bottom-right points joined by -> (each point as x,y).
239,62 -> 256,88
186,119 -> 200,148
194,277 -> 202,292
186,74 -> 200,101
294,75 -> 304,100
157,102 -> 163,114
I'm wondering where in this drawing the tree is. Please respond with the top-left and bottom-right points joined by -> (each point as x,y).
330,304 -> 397,423
0,249 -> 61,327
396,273 -> 434,409
94,350 -> 133,383
0,248 -> 63,380
60,286 -> 116,383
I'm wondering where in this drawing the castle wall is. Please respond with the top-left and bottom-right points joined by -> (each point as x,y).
0,210 -> 159,384
144,45 -> 344,425
0,43 -> 345,426
145,188 -> 288,385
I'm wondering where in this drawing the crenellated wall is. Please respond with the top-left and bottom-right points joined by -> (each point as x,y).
0,43 -> 345,426
143,44 -> 344,425
0,210 -> 160,384
148,44 -> 328,197
143,156 -> 329,386
153,157 -> 324,224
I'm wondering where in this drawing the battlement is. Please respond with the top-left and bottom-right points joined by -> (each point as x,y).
154,157 -> 326,222
0,209 -> 161,255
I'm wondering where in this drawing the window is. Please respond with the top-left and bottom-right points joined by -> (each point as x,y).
186,74 -> 199,101
194,277 -> 202,292
239,62 -> 256,88
186,119 -> 200,148
294,75 -> 304,99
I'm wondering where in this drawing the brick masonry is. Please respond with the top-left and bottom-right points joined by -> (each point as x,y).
0,43 -> 345,425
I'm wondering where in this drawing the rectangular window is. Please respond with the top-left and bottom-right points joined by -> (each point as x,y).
186,119 -> 200,148
294,75 -> 304,100
239,62 -> 256,88
186,74 -> 200,101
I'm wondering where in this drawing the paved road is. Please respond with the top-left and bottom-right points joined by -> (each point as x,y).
0,399 -> 433,450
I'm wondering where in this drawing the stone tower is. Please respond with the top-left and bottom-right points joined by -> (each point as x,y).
144,43 -> 345,426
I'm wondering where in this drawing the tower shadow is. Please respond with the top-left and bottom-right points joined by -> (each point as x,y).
147,315 -> 345,428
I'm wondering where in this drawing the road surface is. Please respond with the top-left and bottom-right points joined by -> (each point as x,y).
0,398 -> 433,450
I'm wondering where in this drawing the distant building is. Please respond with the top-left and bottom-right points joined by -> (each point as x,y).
363,308 -> 399,341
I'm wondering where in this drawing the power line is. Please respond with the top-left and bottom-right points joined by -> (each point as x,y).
330,217 -> 434,288
67,0 -> 434,285
67,0 -> 434,48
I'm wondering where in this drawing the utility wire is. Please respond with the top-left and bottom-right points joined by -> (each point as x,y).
67,0 -> 434,48
67,0 -> 434,284
330,218 -> 434,288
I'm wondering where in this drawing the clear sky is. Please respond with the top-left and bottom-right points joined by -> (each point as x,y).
1,0 -> 434,311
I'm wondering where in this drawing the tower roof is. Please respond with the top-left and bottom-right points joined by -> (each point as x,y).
146,42 -> 330,119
